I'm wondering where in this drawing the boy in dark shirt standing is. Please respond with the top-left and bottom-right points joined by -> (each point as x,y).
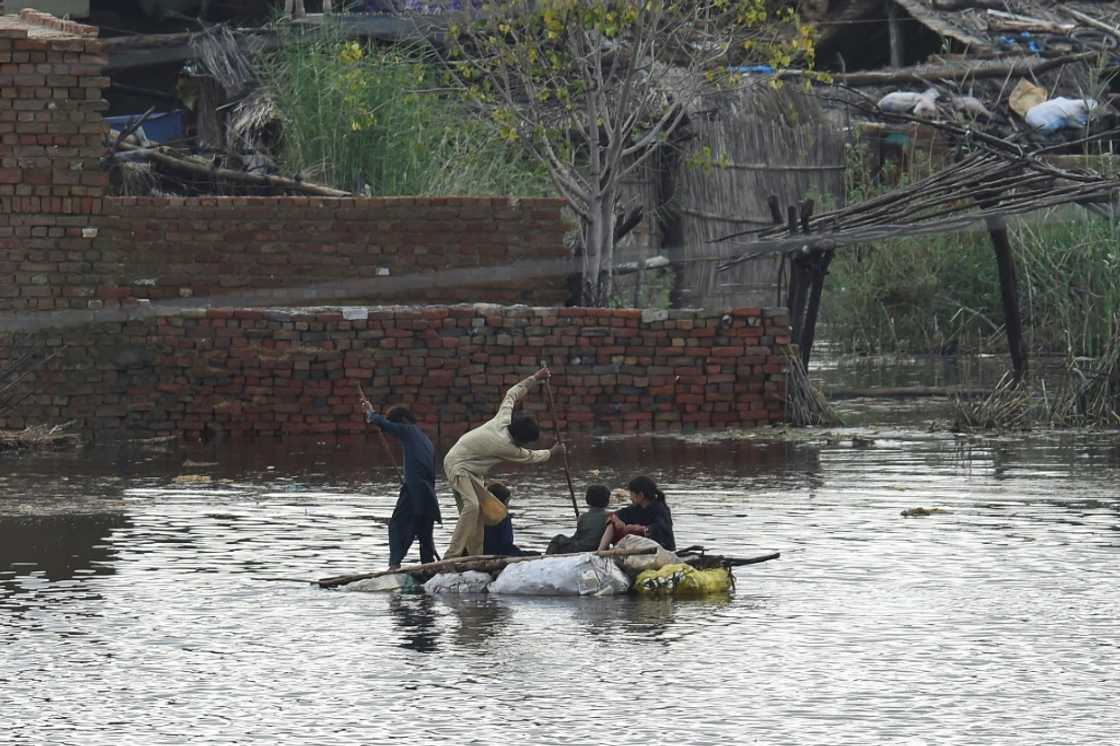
361,397 -> 442,568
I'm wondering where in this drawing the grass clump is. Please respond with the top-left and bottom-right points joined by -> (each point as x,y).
258,27 -> 552,196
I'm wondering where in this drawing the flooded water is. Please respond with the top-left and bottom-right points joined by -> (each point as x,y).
3,388 -> 1120,743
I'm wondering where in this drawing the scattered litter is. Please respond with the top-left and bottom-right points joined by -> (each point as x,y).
1009,79 -> 1047,118
951,95 -> 994,119
877,87 -> 938,115
1025,97 -> 1098,133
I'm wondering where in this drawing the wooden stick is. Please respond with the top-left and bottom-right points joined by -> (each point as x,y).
1059,7 -> 1120,41
986,9 -> 1075,36
718,551 -> 780,567
787,51 -> 1096,87
378,431 -> 404,483
541,365 -> 579,520
361,383 -> 405,484
108,139 -> 351,197
317,545 -> 656,588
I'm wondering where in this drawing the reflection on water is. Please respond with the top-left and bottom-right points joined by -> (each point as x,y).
388,594 -> 441,654
2,423 -> 1120,744
0,512 -> 130,621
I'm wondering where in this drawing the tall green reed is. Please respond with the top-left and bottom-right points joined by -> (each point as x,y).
258,27 -> 552,196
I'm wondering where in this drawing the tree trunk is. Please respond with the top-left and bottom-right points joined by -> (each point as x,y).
581,192 -> 617,306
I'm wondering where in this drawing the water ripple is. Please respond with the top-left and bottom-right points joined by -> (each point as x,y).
2,430 -> 1119,744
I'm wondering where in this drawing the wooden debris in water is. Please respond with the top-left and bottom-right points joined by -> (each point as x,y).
901,507 -> 949,518
173,474 -> 212,485
0,422 -> 79,452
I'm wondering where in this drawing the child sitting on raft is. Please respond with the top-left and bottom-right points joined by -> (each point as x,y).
483,483 -> 537,557
545,485 -> 611,555
597,476 -> 676,551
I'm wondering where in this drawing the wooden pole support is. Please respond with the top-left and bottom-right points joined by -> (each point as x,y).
985,214 -> 1028,382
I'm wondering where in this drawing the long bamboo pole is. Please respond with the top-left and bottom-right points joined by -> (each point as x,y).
541,364 -> 579,520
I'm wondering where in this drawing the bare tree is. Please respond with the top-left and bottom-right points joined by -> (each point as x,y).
438,0 -> 813,305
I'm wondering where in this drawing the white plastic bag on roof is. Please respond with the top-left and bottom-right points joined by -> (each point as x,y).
1025,97 -> 1098,133
423,571 -> 493,594
487,554 -> 631,596
877,87 -> 938,114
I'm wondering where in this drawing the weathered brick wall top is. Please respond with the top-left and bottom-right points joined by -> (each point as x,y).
0,9 -> 99,38
11,195 -> 568,313
0,304 -> 791,439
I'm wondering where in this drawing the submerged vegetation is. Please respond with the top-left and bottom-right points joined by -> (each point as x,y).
822,140 -> 1120,429
258,28 -> 553,196
826,211 -> 1120,358
826,139 -> 1120,360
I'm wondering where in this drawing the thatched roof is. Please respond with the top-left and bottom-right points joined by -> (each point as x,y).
894,0 -> 1120,53
809,0 -> 1120,66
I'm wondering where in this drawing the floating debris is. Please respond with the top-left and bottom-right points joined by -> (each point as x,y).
0,423 -> 79,452
901,507 -> 949,518
173,474 -> 212,485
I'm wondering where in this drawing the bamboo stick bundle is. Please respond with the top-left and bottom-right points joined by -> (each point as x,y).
779,345 -> 840,427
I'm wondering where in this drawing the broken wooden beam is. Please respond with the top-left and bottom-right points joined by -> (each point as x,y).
800,249 -> 832,370
789,51 -> 1096,87
931,0 -> 1005,9
107,137 -> 351,197
1059,7 -> 1120,41
986,9 -> 1075,36
614,255 -> 670,276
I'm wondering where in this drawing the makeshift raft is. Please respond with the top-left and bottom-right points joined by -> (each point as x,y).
317,545 -> 780,597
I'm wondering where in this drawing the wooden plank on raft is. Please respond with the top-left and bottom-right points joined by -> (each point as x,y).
317,546 -> 658,589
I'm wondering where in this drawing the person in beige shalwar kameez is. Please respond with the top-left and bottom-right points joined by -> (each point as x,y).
443,368 -> 561,558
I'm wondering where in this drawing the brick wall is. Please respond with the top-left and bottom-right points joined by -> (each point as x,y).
4,192 -> 568,313
0,305 -> 790,438
0,11 -> 569,315
0,11 -> 108,314
0,12 -> 793,440
80,195 -> 568,310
